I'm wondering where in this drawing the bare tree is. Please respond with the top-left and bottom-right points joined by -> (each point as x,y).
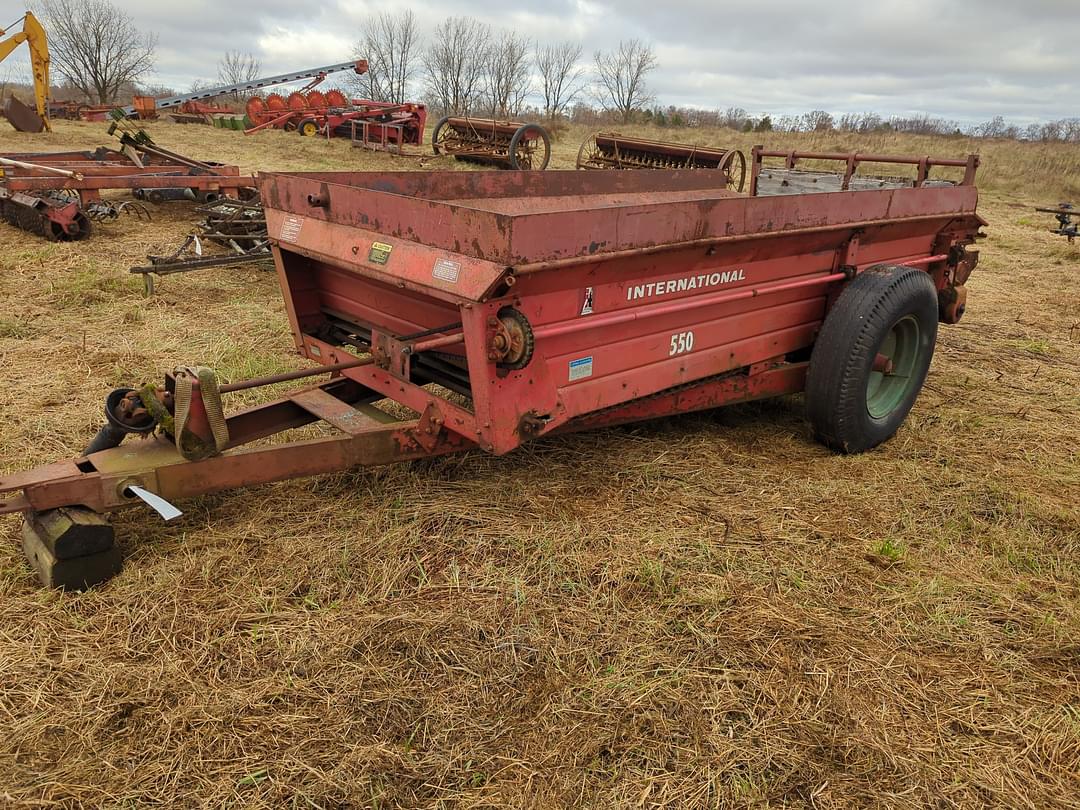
352,11 -> 421,103
719,106 -> 750,130
483,31 -> 530,118
38,0 -> 156,103
0,65 -> 22,102
217,51 -> 261,100
801,109 -> 834,132
424,16 -> 490,115
535,41 -> 583,120
593,39 -> 656,123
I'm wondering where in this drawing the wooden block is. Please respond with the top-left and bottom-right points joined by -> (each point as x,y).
21,519 -> 123,590
27,507 -> 114,559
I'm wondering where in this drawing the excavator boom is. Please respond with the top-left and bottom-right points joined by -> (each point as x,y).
0,12 -> 51,132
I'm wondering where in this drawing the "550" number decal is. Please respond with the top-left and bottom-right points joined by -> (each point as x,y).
669,330 -> 695,356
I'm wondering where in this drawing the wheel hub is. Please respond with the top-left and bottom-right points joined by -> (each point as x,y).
866,314 -> 921,419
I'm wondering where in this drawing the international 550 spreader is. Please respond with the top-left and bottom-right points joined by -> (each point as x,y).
0,148 -> 985,588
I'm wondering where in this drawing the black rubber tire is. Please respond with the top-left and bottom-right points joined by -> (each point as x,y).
297,118 -> 320,137
508,123 -> 551,170
431,115 -> 451,155
806,264 -> 939,453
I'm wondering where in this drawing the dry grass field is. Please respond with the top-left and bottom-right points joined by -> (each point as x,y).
0,119 -> 1077,808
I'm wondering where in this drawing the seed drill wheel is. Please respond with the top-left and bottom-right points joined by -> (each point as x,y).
719,149 -> 747,192
508,123 -> 551,170
297,118 -> 320,137
806,265 -> 938,453
431,116 -> 459,155
575,132 -> 605,169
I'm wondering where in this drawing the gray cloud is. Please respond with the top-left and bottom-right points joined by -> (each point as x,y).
7,0 -> 1079,123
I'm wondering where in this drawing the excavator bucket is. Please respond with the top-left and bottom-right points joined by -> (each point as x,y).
3,96 -> 46,132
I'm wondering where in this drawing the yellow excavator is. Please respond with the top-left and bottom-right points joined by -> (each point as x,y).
0,11 -> 50,131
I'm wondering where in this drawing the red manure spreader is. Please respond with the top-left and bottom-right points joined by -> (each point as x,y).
0,149 -> 985,588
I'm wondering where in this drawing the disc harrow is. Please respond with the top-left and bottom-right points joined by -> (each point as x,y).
0,189 -> 91,241
576,132 -> 747,191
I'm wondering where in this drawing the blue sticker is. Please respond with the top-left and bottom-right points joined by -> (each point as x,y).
568,356 -> 594,381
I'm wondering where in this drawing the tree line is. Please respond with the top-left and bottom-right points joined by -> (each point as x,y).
6,1 -> 1078,143
569,105 -> 1080,143
352,11 -> 655,122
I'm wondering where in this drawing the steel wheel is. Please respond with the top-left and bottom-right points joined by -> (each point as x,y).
245,96 -> 268,126
431,116 -> 456,155
508,123 -> 551,171
576,133 -> 604,170
720,149 -> 747,192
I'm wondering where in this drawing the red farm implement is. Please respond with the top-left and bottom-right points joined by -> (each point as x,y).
431,117 -> 551,170
244,92 -> 426,149
0,149 -> 985,588
576,132 -> 747,191
0,127 -> 253,240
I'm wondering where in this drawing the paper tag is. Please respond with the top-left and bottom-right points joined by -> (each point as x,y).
280,215 -> 303,241
432,258 -> 461,283
568,356 -> 594,381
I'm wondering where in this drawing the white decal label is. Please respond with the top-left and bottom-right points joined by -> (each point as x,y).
669,330 -> 695,356
433,258 -> 461,283
627,269 -> 746,301
568,356 -> 594,381
280,215 -> 304,242
581,287 -> 594,315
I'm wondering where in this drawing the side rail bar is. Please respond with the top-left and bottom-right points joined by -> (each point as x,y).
749,146 -> 980,196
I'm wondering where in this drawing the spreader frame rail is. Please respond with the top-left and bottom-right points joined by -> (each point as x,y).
749,146 -> 980,196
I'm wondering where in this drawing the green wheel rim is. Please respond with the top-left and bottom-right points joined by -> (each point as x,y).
866,314 -> 922,419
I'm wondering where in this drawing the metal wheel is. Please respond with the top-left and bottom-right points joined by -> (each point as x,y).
508,123 -> 551,171
325,89 -> 348,108
245,96 -> 267,126
286,91 -> 307,111
866,315 -> 922,420
575,133 -> 604,170
720,149 -> 747,192
306,90 -> 327,109
265,93 -> 286,113
431,116 -> 455,155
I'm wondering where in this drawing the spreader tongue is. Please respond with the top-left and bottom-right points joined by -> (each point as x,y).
124,485 -> 183,522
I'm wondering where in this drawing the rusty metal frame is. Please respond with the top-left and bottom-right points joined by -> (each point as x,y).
0,376 -> 468,516
749,146 -> 980,196
0,161 -> 986,523
0,148 -> 252,202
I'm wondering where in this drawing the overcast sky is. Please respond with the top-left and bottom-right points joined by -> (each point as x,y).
4,0 -> 1078,124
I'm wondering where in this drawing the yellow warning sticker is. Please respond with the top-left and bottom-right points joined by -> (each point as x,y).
368,241 -> 393,265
